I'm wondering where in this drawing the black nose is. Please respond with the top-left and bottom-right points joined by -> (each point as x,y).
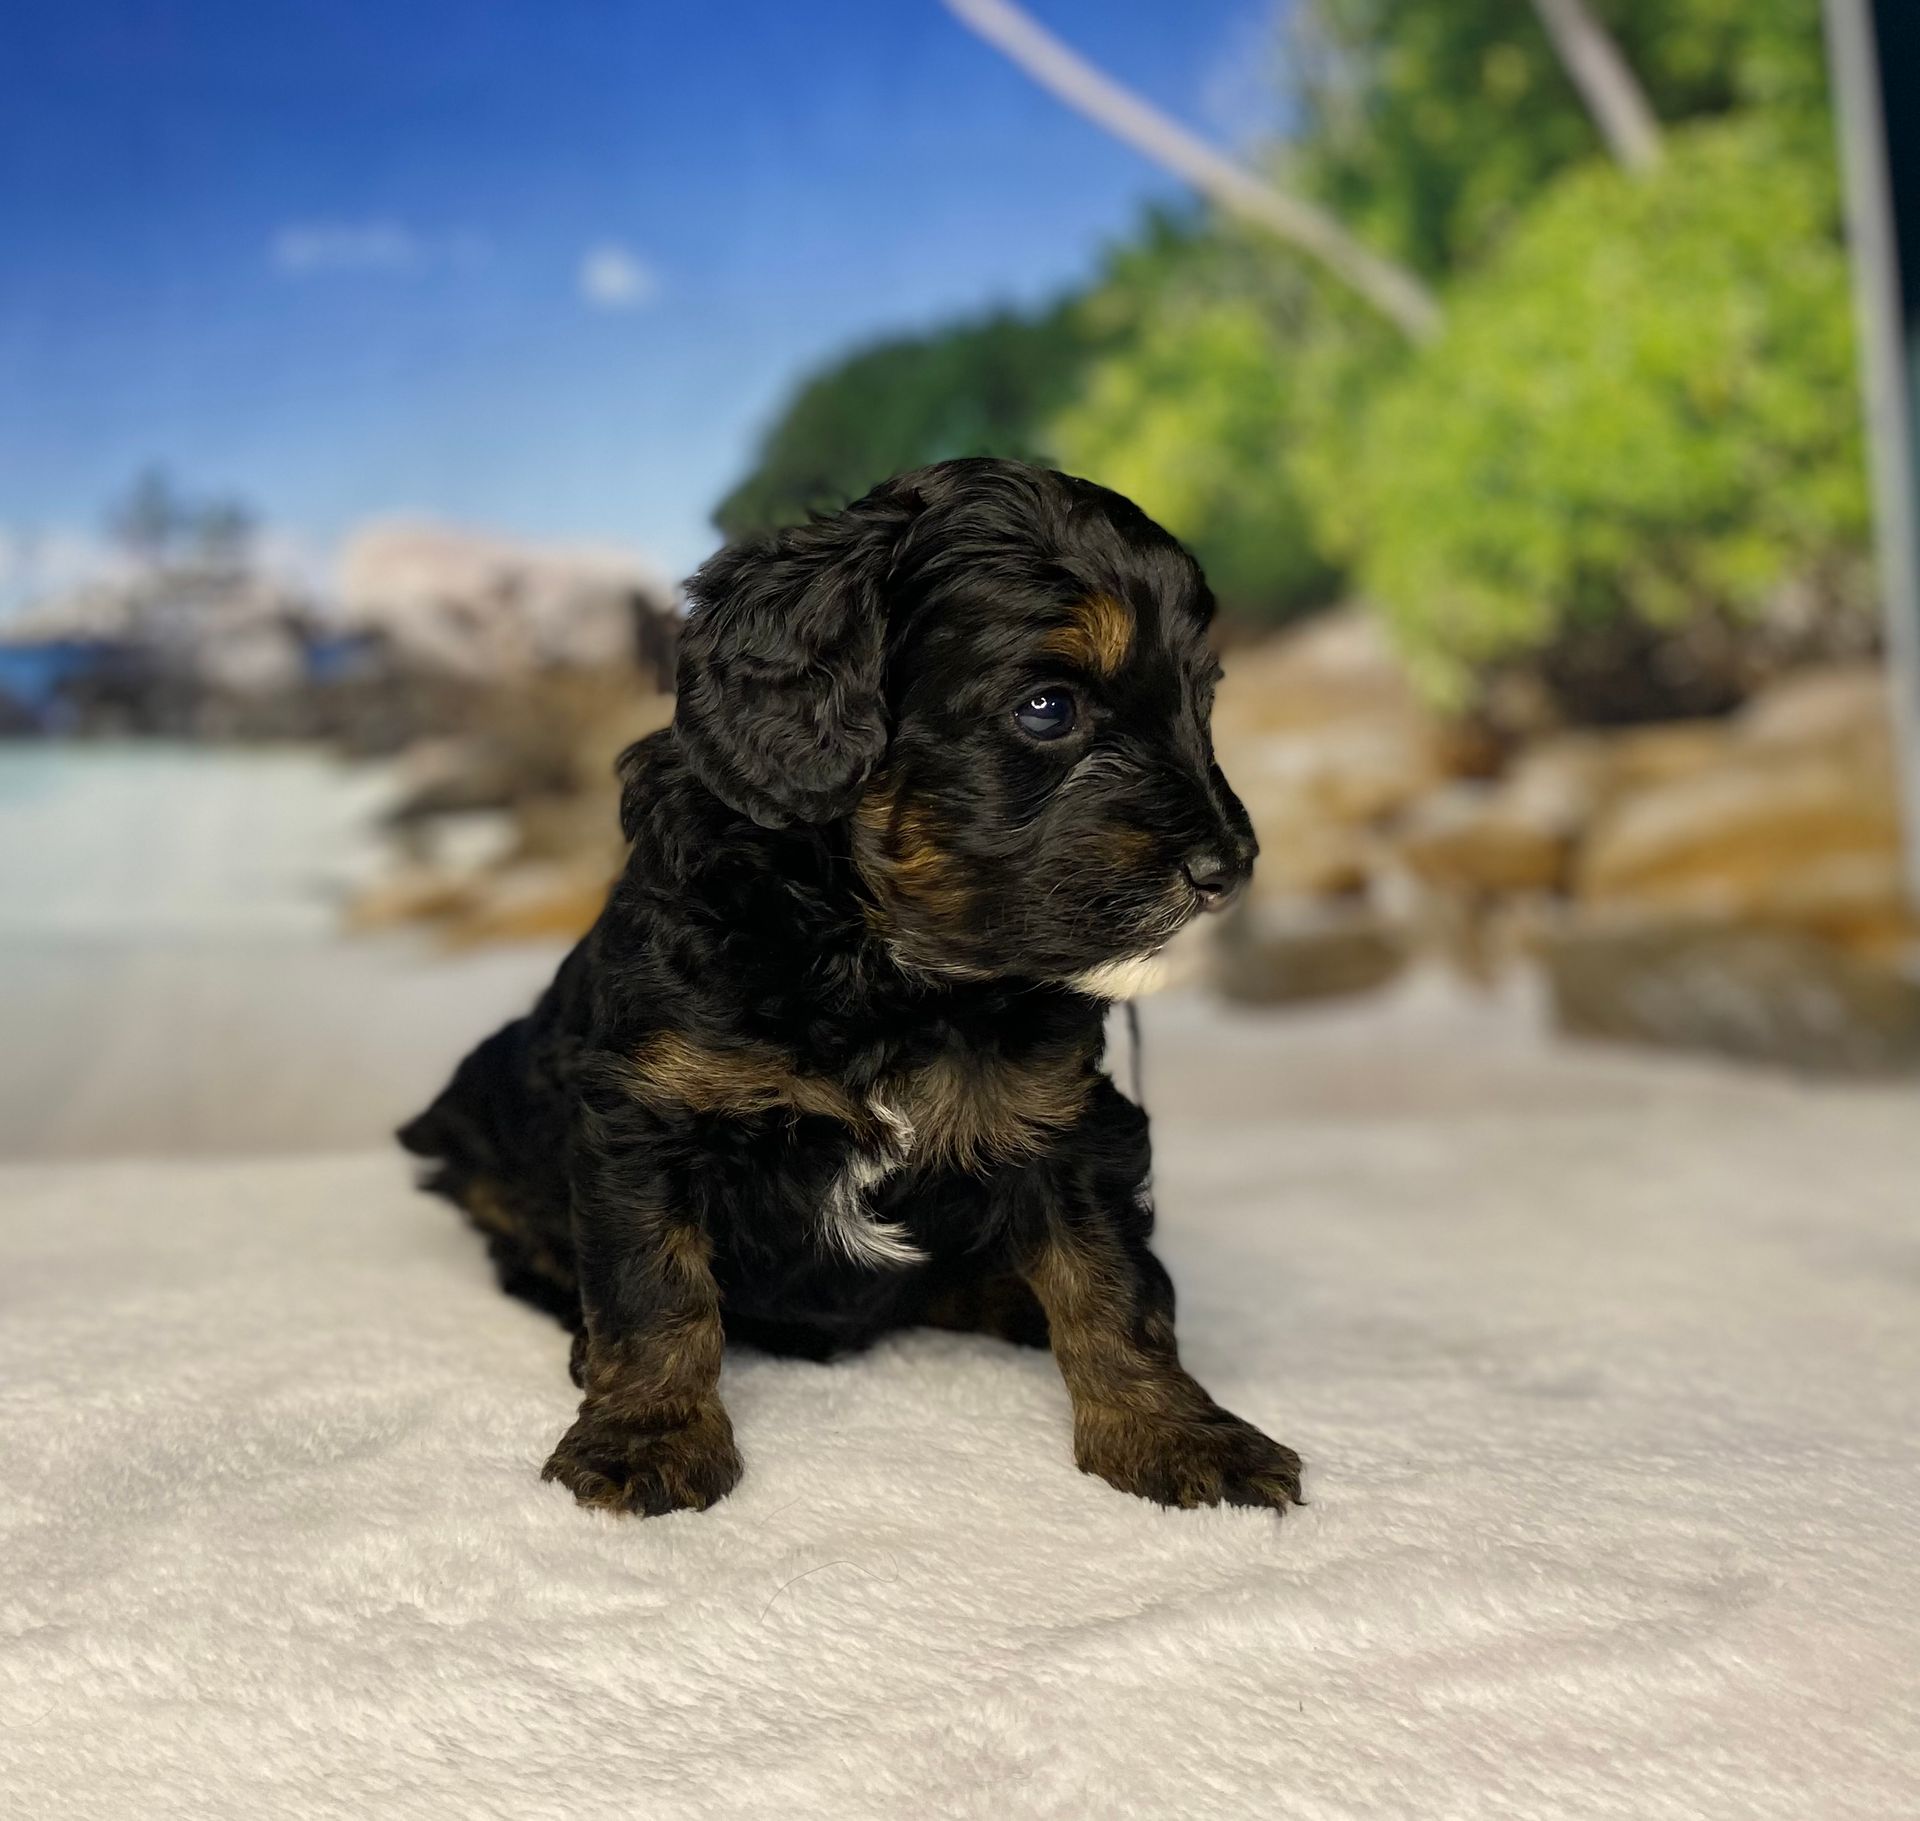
1182,847 -> 1244,911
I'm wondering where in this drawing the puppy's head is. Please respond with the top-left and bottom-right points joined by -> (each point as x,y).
673,458 -> 1255,989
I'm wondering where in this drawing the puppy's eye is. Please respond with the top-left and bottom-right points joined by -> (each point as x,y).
1013,688 -> 1076,740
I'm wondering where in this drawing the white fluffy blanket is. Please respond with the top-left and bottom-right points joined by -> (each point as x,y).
3,1002 -> 1917,1819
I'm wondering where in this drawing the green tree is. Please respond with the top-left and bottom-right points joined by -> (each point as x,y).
1288,0 -> 1831,276
1047,217 -> 1389,622
1330,120 -> 1869,707
711,303 -> 1097,541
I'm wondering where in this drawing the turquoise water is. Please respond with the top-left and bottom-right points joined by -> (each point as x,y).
0,744 -> 395,936
0,739 -> 88,803
0,741 -> 216,804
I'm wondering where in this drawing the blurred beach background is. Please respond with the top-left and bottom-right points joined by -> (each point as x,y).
9,17 -> 1920,1813
3,0 -> 1917,1161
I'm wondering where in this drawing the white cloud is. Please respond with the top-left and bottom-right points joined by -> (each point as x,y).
271,221 -> 421,275
269,222 -> 490,277
578,242 -> 657,311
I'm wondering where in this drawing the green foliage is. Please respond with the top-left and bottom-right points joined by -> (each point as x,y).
1289,0 -> 1833,276
711,304 -> 1096,541
1047,220 -> 1393,623
1330,121 -> 1869,704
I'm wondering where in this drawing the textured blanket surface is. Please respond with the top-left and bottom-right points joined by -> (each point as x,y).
3,997 -> 1917,1820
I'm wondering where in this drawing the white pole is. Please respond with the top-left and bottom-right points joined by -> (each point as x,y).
1824,0 -> 1920,904
938,0 -> 1442,344
1529,0 -> 1664,173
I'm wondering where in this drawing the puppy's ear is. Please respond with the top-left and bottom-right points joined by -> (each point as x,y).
615,733 -> 662,843
673,486 -> 920,828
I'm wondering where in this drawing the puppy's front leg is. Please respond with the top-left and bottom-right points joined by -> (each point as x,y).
542,1126 -> 740,1517
1020,1212 -> 1301,1514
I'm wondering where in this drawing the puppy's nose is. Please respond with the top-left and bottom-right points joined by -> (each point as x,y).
1182,847 -> 1245,912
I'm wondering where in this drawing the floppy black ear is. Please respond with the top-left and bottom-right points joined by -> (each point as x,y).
673,486 -> 921,828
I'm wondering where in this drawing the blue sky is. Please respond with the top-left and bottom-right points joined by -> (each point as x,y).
0,0 -> 1284,600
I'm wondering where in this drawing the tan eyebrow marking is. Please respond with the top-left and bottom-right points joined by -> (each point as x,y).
1042,593 -> 1135,677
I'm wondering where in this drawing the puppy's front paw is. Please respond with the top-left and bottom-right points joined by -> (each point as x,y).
542,1398 -> 742,1516
1075,1404 -> 1302,1513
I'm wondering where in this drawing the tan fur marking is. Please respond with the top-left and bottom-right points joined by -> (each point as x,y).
896,1047 -> 1093,1172
1097,825 -> 1158,868
1044,593 -> 1135,677
1022,1221 -> 1267,1508
625,1032 -> 874,1135
542,1210 -> 740,1514
1022,1221 -> 1301,1508
891,807 -> 970,914
875,798 -> 971,918
574,1222 -> 721,1417
852,779 -> 975,954
920,1271 -> 1049,1344
461,1176 -> 576,1302
462,1178 -> 520,1241
1024,1222 -> 1187,1419
629,1029 -> 1090,1175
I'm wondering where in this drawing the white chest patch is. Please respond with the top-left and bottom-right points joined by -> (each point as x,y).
1067,951 -> 1170,1002
818,1093 -> 926,1270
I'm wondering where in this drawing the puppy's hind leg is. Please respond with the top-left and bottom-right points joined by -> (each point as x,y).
917,1267 -> 1051,1349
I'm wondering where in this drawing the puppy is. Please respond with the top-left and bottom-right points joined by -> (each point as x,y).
401,457 -> 1301,1518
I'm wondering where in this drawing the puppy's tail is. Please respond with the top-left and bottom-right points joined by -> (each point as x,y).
398,1016 -> 540,1186
399,1018 -> 582,1329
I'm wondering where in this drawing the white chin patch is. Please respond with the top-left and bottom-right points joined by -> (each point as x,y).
1066,952 -> 1170,1002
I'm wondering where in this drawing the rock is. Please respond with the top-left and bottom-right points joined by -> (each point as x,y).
1214,612 -> 1452,823
1542,920 -> 1920,1076
1393,782 -> 1569,895
1238,802 -> 1372,902
439,862 -> 617,947
343,865 -> 477,933
386,736 -> 563,824
1576,723 -> 1916,957
348,676 -> 673,945
1498,735 -> 1616,830
1754,853 -> 1919,959
1590,721 -> 1734,793
1213,610 -> 1424,739
1215,611 -> 1462,907
339,520 -> 674,681
1389,719 -> 1744,907
1737,664 -> 1894,751
2,563 -> 323,736
1211,904 -> 1411,1007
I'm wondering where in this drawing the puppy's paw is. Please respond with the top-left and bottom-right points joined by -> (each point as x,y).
542,1398 -> 742,1517
1075,1404 -> 1302,1513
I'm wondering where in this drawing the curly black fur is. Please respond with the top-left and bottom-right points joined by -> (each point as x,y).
401,458 -> 1301,1518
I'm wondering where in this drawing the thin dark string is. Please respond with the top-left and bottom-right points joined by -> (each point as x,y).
1124,998 -> 1145,1111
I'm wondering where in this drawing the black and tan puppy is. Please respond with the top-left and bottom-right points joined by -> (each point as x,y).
401,457 -> 1301,1518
